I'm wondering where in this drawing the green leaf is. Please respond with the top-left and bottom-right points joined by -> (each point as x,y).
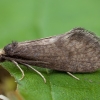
2,62 -> 100,100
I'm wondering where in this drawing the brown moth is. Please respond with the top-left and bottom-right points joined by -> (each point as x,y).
0,27 -> 100,82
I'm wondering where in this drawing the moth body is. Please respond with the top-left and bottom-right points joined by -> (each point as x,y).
0,28 -> 100,73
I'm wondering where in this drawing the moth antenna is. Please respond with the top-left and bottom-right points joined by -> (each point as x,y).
12,60 -> 25,80
67,72 -> 80,80
22,63 -> 46,83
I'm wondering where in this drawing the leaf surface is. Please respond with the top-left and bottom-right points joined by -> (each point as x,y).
2,62 -> 100,100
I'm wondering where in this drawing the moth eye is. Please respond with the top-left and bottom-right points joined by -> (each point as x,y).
4,44 -> 13,53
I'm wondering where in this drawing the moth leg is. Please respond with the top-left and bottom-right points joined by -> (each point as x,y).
12,60 -> 25,80
22,63 -> 46,83
67,72 -> 80,80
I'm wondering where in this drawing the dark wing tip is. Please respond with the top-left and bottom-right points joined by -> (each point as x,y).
71,27 -> 95,35
69,27 -> 100,43
73,27 -> 85,31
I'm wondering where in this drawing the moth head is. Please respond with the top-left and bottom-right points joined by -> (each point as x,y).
4,42 -> 18,56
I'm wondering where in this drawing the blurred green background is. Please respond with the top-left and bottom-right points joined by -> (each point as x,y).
0,0 -> 100,100
0,0 -> 100,48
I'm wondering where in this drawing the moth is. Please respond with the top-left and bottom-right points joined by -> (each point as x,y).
0,27 -> 100,82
